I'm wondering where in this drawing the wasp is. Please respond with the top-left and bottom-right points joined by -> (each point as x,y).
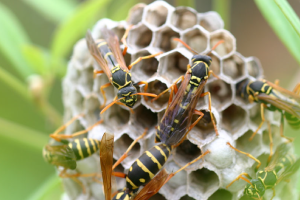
226,142 -> 300,200
86,26 -> 161,109
237,79 -> 300,141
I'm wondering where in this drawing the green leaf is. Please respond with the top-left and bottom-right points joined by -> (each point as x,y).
24,0 -> 77,23
254,0 -> 300,66
175,0 -> 195,7
275,0 -> 300,38
51,0 -> 111,61
108,0 -> 139,21
0,117 -> 48,152
0,3 -> 33,78
27,174 -> 63,200
22,45 -> 51,76
212,0 -> 231,30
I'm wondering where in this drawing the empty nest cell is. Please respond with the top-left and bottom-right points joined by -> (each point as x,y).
207,79 -> 232,110
171,7 -> 197,30
158,51 -> 189,83
246,57 -> 262,78
145,3 -> 169,27
210,30 -> 235,57
130,50 -> 159,82
181,27 -> 209,53
222,104 -> 247,135
131,104 -> 158,128
153,27 -> 180,52
222,53 -> 246,81
128,24 -> 153,50
103,104 -> 130,129
199,12 -> 224,32
127,3 -> 145,25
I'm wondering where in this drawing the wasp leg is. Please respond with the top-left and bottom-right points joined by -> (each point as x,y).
173,110 -> 204,148
293,82 -> 300,95
115,101 -> 134,114
280,113 -> 294,142
112,128 -> 148,171
270,188 -> 276,200
227,142 -> 261,171
50,120 -> 103,140
128,52 -> 163,70
135,81 -> 150,101
226,172 -> 252,189
267,122 -> 273,164
163,150 -> 210,184
121,25 -> 133,56
208,70 -> 220,79
100,82 -> 112,109
50,113 -> 85,140
274,79 -> 280,86
249,103 -> 265,141
93,69 -> 104,79
151,75 -> 185,103
200,91 -> 219,136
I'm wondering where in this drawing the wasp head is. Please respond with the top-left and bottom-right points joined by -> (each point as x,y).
117,85 -> 138,108
191,55 -> 212,66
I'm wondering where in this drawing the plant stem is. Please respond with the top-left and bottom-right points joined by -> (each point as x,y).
212,0 -> 231,30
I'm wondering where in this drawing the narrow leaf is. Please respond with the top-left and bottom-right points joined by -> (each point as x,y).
254,0 -> 300,65
27,174 -> 63,200
24,0 -> 76,23
51,0 -> 111,60
0,3 -> 33,78
212,0 -> 231,30
275,0 -> 300,38
0,117 -> 48,152
175,0 -> 195,7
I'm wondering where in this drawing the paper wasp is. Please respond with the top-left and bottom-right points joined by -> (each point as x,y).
237,79 -> 300,141
86,26 -> 161,109
226,142 -> 300,200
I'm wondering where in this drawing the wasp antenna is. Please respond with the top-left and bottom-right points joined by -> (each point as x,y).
100,97 -> 125,115
173,38 -> 199,55
207,40 -> 225,55
134,93 -> 158,98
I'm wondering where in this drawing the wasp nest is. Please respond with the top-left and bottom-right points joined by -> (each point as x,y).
61,1 -> 298,200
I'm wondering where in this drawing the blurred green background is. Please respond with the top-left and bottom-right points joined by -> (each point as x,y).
0,0 -> 299,199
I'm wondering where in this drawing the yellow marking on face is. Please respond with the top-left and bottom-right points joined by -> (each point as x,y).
96,41 -> 107,48
75,139 -> 84,159
136,159 -> 154,179
104,52 -> 113,60
84,138 -> 91,156
139,178 -> 146,183
145,151 -> 162,169
155,145 -> 168,161
174,119 -> 179,123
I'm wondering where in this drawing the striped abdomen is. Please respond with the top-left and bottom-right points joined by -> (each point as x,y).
68,138 -> 100,161
285,112 -> 300,130
126,143 -> 171,191
95,39 -> 118,70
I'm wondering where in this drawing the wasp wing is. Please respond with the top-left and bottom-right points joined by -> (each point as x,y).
100,132 -> 114,200
101,27 -> 128,72
265,143 -> 291,171
133,169 -> 169,200
256,93 -> 300,118
276,158 -> 300,184
86,30 -> 112,79
265,80 -> 300,102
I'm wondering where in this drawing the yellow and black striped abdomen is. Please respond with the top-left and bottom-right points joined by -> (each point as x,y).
68,138 -> 100,161
126,143 -> 171,191
285,112 -> 300,130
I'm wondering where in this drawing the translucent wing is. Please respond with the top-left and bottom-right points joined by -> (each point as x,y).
100,132 -> 114,200
133,169 -> 169,200
266,80 -> 300,102
101,27 -> 128,72
43,144 -> 77,169
276,158 -> 300,184
265,143 -> 291,171
257,93 -> 300,118
86,30 -> 112,79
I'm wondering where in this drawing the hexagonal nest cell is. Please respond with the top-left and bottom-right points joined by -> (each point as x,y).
171,7 -> 197,30
181,27 -> 209,53
153,27 -> 180,52
61,2 -> 296,200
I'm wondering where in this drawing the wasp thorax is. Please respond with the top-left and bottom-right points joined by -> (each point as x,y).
118,85 -> 138,107
244,179 -> 265,198
191,55 -> 212,66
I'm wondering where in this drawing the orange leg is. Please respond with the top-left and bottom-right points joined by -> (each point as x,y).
115,101 -> 134,114
93,69 -> 104,79
293,83 -> 300,95
226,172 -> 252,189
249,103 -> 265,141
51,113 -> 85,138
227,142 -> 261,171
267,122 -> 273,164
200,92 -> 219,136
136,81 -> 149,101
50,120 -> 103,141
151,75 -> 184,103
100,82 -> 112,109
121,25 -> 133,56
208,70 -> 220,79
173,109 -> 204,148
112,128 -> 148,170
274,79 -> 280,86
128,52 -> 163,70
